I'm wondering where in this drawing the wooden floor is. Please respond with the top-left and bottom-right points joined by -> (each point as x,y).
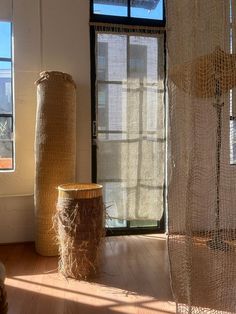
0,234 -> 175,314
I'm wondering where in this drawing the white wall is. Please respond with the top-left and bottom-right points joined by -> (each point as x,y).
0,0 -> 91,243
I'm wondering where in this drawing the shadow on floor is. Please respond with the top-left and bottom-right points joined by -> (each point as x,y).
0,235 -> 174,312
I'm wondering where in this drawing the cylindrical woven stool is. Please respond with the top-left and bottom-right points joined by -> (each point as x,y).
0,262 -> 7,314
56,183 -> 104,279
35,71 -> 76,256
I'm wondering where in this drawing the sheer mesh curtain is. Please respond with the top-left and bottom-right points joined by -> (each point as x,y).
95,25 -> 165,221
167,1 -> 236,313
231,0 -> 236,163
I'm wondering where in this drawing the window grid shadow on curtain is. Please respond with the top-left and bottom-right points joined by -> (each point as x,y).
94,24 -> 165,221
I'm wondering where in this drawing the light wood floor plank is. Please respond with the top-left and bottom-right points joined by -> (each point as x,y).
0,234 -> 175,314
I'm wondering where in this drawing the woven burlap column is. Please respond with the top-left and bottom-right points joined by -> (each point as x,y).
35,71 -> 76,256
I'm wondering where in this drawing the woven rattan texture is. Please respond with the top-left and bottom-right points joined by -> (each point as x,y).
35,71 -> 76,256
58,183 -> 103,199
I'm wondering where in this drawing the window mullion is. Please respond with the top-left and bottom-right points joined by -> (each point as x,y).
128,0 -> 131,18
97,80 -> 123,85
0,57 -> 11,62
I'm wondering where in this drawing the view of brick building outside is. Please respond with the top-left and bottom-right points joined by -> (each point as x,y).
0,68 -> 12,169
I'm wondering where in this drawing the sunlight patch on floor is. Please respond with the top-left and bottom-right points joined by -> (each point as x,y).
6,275 -> 175,313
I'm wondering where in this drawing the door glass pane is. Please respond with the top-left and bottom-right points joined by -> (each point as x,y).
97,82 -> 126,139
102,182 -> 129,222
97,83 -> 109,139
131,0 -> 163,20
0,61 -> 12,114
96,32 -> 165,227
93,0 -> 128,17
97,34 -> 127,81
0,22 -> 11,58
106,218 -> 127,228
130,220 -> 157,227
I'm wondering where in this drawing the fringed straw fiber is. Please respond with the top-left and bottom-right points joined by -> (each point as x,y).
35,71 -> 76,256
0,283 -> 7,314
0,263 -> 7,314
56,183 -> 104,280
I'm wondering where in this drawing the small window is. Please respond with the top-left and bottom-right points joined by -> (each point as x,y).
93,0 -> 128,17
131,0 -> 163,20
0,21 -> 13,171
92,0 -> 164,21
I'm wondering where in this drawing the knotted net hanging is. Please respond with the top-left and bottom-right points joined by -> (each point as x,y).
167,0 -> 236,313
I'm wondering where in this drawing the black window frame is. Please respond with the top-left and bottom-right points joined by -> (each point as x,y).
0,21 -> 14,171
90,0 -> 166,235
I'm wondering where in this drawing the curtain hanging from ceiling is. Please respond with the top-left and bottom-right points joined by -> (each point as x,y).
94,24 -> 165,220
167,0 -> 236,313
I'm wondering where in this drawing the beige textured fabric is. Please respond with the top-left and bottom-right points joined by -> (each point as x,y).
95,30 -> 165,220
35,71 -> 76,257
167,1 -> 236,313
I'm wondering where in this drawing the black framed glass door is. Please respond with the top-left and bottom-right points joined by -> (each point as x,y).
91,27 -> 166,235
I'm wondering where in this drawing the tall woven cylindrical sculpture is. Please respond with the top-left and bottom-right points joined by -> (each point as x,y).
35,71 -> 76,256
56,183 -> 104,279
